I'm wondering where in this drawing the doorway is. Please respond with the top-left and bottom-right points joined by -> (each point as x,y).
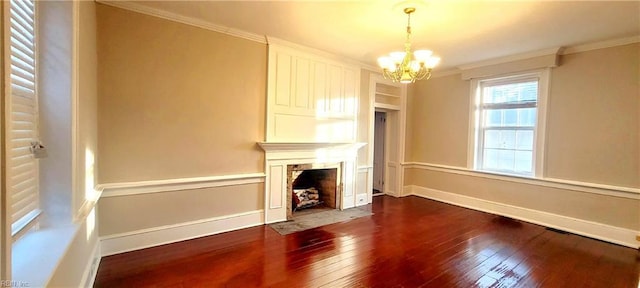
373,111 -> 386,195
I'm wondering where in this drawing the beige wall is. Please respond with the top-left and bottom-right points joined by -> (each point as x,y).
96,4 -> 267,237
98,183 -> 263,236
406,168 -> 639,230
406,43 -> 639,232
96,4 -> 266,183
546,44 -> 639,187
407,73 -> 470,167
408,43 -> 639,188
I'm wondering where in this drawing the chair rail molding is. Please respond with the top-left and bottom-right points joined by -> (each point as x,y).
98,173 -> 266,198
403,162 -> 639,199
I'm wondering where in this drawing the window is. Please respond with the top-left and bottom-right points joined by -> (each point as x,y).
8,0 -> 40,237
471,70 -> 548,177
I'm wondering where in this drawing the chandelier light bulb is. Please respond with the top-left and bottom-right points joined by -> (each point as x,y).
389,51 -> 407,64
425,56 -> 441,68
413,50 -> 433,62
377,57 -> 395,70
410,60 -> 421,72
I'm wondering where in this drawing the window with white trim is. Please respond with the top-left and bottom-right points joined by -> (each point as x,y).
471,70 -> 548,177
8,0 -> 40,237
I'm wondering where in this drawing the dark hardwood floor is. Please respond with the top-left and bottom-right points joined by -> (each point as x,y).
95,195 -> 640,287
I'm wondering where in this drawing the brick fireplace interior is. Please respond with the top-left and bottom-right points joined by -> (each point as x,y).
286,163 -> 341,219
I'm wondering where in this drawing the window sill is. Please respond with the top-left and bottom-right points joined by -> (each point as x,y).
12,225 -> 78,287
475,169 -> 535,180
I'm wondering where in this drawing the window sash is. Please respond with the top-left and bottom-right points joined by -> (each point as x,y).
475,77 -> 539,177
477,126 -> 535,175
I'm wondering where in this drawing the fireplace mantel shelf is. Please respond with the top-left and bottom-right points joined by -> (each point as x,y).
258,142 -> 366,152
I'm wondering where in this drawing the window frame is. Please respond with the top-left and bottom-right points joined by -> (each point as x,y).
468,69 -> 549,178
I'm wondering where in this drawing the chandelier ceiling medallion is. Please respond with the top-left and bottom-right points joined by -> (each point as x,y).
378,7 -> 440,84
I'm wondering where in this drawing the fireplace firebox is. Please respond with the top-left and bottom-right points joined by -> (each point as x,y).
286,163 -> 341,219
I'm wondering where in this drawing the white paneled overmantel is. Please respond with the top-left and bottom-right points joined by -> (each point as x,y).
262,38 -> 366,224
259,142 -> 366,224
266,38 -> 361,143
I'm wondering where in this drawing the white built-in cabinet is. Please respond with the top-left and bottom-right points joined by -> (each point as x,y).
266,41 -> 360,143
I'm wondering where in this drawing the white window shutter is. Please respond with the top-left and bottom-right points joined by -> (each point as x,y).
8,0 -> 40,234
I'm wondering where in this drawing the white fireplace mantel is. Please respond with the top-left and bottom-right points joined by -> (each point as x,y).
258,142 -> 366,223
258,142 -> 366,159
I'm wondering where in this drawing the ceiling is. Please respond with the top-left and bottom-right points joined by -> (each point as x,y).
125,0 -> 640,71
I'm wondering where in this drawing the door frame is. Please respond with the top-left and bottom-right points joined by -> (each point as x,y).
368,74 -> 407,198
372,111 -> 386,194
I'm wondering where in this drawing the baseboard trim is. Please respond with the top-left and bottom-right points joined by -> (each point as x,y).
403,162 -> 639,199
406,185 -> 639,248
98,173 -> 266,198
100,210 -> 264,256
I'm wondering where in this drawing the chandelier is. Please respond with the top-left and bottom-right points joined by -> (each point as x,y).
378,7 -> 440,83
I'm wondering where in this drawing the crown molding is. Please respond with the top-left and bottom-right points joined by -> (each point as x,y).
561,35 -> 640,55
96,0 -> 267,44
430,68 -> 462,78
456,35 -> 640,73
266,36 -> 373,69
458,47 -> 562,71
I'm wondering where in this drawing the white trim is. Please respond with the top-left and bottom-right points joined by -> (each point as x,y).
98,173 -> 265,197
458,47 -> 561,71
430,68 -> 462,79
357,165 -> 374,170
536,69 -> 550,177
374,102 -> 401,110
404,162 -> 640,199
79,239 -> 100,288
467,69 -> 550,178
562,35 -> 640,55
100,210 -> 264,256
407,185 -> 639,248
258,142 -> 365,153
96,0 -> 266,44
71,0 -> 80,221
74,192 -> 101,222
361,63 -> 381,74
467,78 -> 479,169
267,36 -> 365,68
387,36 -> 640,80
11,209 -> 41,239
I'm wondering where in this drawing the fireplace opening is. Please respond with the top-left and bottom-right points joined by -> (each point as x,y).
287,163 -> 341,219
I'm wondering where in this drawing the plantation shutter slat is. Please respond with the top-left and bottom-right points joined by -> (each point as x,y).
8,0 -> 39,232
10,84 -> 33,99
9,29 -> 32,51
10,66 -> 34,84
10,53 -> 34,71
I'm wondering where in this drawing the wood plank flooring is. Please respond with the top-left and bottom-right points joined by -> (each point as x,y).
94,195 -> 640,287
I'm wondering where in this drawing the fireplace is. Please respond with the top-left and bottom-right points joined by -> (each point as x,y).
258,142 -> 365,224
287,163 -> 341,219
